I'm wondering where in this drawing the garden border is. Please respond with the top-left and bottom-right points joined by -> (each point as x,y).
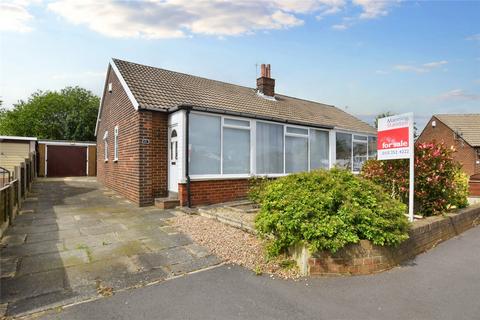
290,204 -> 480,276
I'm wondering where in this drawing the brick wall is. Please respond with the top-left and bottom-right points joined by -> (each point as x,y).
138,110 -> 168,206
97,67 -> 142,204
306,205 -> 480,276
417,116 -> 478,176
96,67 -> 169,206
178,179 -> 250,207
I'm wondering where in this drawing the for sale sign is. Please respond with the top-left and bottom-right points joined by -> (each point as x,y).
377,113 -> 414,160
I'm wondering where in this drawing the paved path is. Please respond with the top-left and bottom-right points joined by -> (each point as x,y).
0,178 -> 219,317
38,225 -> 480,320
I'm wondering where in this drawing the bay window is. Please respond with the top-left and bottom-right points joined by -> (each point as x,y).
256,122 -> 284,174
187,111 -> 374,177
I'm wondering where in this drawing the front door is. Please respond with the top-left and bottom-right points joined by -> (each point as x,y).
168,128 -> 179,192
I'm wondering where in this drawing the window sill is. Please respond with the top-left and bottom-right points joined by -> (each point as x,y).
114,159 -> 118,163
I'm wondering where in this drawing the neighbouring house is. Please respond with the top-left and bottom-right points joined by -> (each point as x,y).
0,136 -> 37,185
95,59 -> 377,207
37,140 -> 97,177
416,114 -> 480,196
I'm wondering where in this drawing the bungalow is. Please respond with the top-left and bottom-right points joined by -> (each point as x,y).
95,59 -> 377,207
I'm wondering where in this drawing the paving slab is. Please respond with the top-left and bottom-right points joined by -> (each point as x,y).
0,269 -> 66,303
0,257 -> 19,278
1,239 -> 65,258
0,177 -> 218,317
17,249 -> 89,276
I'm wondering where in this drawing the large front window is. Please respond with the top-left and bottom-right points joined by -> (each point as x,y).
187,111 -> 374,177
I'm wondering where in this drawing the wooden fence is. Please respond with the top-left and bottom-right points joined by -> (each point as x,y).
0,153 -> 36,237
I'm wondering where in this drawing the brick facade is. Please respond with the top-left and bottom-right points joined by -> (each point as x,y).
178,179 -> 250,207
96,67 -> 168,206
416,116 -> 479,176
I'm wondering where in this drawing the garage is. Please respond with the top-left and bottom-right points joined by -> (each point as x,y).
38,140 -> 96,177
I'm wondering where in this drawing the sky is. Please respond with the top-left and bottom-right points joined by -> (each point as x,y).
0,0 -> 479,131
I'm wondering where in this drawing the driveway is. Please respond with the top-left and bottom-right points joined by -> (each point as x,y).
0,178 -> 219,317
37,224 -> 480,320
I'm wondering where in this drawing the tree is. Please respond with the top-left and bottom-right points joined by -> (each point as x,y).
0,87 -> 99,141
374,112 -> 395,129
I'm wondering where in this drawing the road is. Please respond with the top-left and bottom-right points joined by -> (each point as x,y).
39,226 -> 480,320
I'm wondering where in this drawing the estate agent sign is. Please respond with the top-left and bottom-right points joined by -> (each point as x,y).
377,113 -> 415,221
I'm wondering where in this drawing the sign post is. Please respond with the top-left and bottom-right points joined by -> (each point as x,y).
377,113 -> 415,222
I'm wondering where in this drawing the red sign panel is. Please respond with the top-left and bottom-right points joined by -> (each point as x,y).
377,127 -> 409,150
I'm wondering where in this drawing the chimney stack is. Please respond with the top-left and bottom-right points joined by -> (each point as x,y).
257,64 -> 275,97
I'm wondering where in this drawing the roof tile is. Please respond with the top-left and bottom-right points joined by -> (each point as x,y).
435,114 -> 480,147
113,58 -> 376,134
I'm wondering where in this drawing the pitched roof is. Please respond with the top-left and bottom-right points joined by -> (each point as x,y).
112,59 -> 376,134
435,114 -> 480,147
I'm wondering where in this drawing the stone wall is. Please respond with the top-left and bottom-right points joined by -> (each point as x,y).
294,204 -> 480,276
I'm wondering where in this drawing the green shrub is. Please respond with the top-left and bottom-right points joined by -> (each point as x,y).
254,169 -> 409,257
361,141 -> 469,216
248,176 -> 270,203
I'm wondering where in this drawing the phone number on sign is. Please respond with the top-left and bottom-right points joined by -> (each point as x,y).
380,149 -> 410,155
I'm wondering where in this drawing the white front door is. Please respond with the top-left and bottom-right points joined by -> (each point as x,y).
168,128 -> 179,192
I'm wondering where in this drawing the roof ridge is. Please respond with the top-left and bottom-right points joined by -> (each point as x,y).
113,58 -> 337,109
112,57 -> 257,92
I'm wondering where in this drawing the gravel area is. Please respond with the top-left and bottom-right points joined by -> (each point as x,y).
169,213 -> 299,279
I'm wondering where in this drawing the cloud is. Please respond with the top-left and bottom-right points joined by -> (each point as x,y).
46,0 -> 400,38
0,0 -> 35,33
330,0 -> 397,30
466,33 -> 480,41
393,60 -> 448,74
436,89 -> 480,102
375,69 -> 388,75
47,0 -> 346,39
332,23 -> 349,30
352,0 -> 397,19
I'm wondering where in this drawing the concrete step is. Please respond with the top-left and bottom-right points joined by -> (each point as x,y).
155,197 -> 180,209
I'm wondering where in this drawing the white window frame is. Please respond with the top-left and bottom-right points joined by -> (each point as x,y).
114,126 -> 119,162
284,125 -> 309,174
221,116 -> 251,175
335,131 -> 375,173
188,111 -> 374,179
103,131 -> 109,162
309,128 -> 331,171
